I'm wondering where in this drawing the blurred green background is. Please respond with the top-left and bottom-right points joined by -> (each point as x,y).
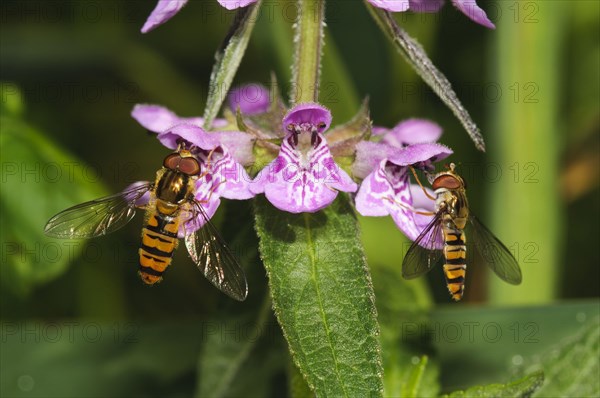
1,0 -> 598,397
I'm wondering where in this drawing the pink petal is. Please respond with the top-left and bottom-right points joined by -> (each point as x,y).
131,104 -> 203,133
209,151 -> 254,200
451,0 -> 496,28
283,103 -> 332,133
217,0 -> 258,10
251,133 -> 354,213
228,84 -> 270,115
355,160 -> 394,217
366,0 -> 411,12
352,141 -> 399,179
213,131 -> 255,166
388,142 -> 453,166
383,119 -> 443,147
141,0 -> 188,33
408,0 -> 445,13
157,124 -> 221,150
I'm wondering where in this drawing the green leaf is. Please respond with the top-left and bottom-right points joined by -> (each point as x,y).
442,371 -> 544,398
254,195 -> 383,396
0,113 -> 107,296
431,301 -> 599,391
364,4 -> 486,151
203,2 -> 262,129
526,317 -> 600,397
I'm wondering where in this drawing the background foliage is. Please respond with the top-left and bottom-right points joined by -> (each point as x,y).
1,0 -> 598,396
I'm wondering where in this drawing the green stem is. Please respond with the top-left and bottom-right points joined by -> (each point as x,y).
292,0 -> 325,104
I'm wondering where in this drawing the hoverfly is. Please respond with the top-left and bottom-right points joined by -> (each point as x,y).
402,163 -> 522,301
44,148 -> 248,301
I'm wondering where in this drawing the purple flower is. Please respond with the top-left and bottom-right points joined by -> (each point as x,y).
131,105 -> 254,235
228,84 -> 271,115
367,0 -> 495,28
251,103 -> 357,213
141,0 -> 258,33
354,119 -> 452,248
131,104 -> 253,166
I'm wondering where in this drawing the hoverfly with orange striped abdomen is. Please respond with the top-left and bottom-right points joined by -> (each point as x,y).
402,163 -> 522,301
44,146 -> 248,301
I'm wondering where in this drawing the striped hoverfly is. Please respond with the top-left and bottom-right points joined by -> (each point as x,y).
44,148 -> 248,301
403,163 -> 522,301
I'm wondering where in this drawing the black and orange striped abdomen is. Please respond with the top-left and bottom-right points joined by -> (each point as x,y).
138,212 -> 180,285
442,228 -> 467,301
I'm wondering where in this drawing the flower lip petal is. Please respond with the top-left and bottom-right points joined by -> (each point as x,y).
383,119 -> 443,147
408,0 -> 445,13
352,141 -> 399,179
388,142 -> 453,166
228,84 -> 271,115
214,131 -> 255,166
157,124 -> 220,151
141,0 -> 188,33
132,104 -> 204,133
366,0 -> 411,12
451,0 -> 496,28
217,0 -> 258,10
283,103 -> 332,133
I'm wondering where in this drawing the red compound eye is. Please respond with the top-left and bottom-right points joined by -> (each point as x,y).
163,153 -> 181,170
178,157 -> 201,175
432,174 -> 462,190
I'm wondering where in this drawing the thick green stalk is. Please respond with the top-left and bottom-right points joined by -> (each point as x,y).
292,0 -> 325,104
488,1 -> 565,304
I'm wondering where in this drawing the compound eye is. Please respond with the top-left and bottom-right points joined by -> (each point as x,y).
178,157 -> 201,175
163,153 -> 181,170
432,174 -> 462,190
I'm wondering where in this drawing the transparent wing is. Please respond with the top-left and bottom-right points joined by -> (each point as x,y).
468,215 -> 522,285
184,202 -> 248,301
402,213 -> 444,279
44,182 -> 153,239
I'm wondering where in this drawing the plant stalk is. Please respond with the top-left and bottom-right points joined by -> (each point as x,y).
292,0 -> 325,104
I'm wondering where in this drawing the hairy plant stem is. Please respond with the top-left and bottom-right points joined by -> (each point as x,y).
292,0 -> 325,104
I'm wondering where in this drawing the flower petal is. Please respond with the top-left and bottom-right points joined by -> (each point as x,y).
352,141 -> 399,179
283,103 -> 332,133
355,160 -> 394,217
383,118 -> 443,147
251,132 -> 353,213
141,0 -> 188,33
408,0 -> 445,13
228,84 -> 270,115
157,124 -> 221,150
132,104 -> 204,133
388,142 -> 453,167
210,151 -> 254,200
451,0 -> 496,28
213,131 -> 255,166
217,0 -> 258,10
366,0 -> 410,12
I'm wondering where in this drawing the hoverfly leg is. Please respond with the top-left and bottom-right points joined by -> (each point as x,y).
383,196 -> 437,216
410,166 -> 437,201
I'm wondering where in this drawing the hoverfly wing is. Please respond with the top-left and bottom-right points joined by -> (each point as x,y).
44,182 -> 153,239
468,215 -> 522,285
184,202 -> 248,301
402,212 -> 444,279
